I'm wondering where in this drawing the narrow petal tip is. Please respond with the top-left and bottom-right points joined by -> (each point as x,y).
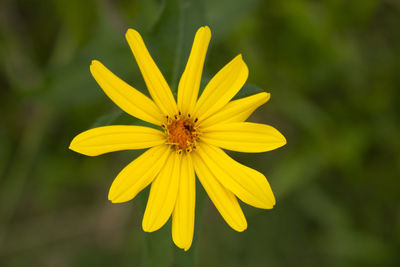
256,92 -> 271,107
68,142 -> 79,154
89,60 -> 102,75
108,193 -> 134,204
142,223 -> 152,233
236,223 -> 247,232
125,28 -> 141,41
264,92 -> 271,102
126,28 -> 137,35
201,25 -> 211,31
90,59 -> 99,66
269,128 -> 287,150
108,186 -> 124,203
68,135 -> 94,156
199,25 -> 211,37
235,54 -> 248,74
68,142 -> 75,152
260,196 -> 276,209
229,53 -> 243,64
108,192 -> 126,203
108,184 -> 135,203
108,194 -> 121,203
184,245 -> 191,252
278,131 -> 287,147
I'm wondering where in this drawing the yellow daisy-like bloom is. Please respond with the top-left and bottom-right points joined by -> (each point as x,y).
70,26 -> 286,251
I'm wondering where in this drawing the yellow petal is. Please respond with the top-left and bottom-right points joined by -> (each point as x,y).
108,145 -> 170,203
172,154 -> 196,251
90,60 -> 164,125
69,126 -> 165,156
125,29 -> 178,116
142,151 -> 180,232
200,92 -> 270,128
177,26 -> 211,115
194,54 -> 248,121
201,122 -> 286,153
196,144 -> 275,209
192,151 -> 247,232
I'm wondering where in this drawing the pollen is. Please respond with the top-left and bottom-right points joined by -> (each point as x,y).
163,114 -> 199,153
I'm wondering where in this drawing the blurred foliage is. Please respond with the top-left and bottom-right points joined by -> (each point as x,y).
1,0 -> 400,266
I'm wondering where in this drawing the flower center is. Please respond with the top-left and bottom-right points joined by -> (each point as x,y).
163,113 -> 199,153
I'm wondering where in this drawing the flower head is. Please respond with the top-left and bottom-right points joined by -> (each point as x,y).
69,26 -> 286,251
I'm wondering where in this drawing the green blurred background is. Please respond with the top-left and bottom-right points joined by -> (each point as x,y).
1,0 -> 399,266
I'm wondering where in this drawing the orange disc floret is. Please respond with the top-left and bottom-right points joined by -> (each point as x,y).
164,115 -> 198,153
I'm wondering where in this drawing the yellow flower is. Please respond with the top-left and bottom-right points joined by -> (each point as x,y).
69,26 -> 286,251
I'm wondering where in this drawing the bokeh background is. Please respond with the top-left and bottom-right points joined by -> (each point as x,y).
1,0 -> 399,266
